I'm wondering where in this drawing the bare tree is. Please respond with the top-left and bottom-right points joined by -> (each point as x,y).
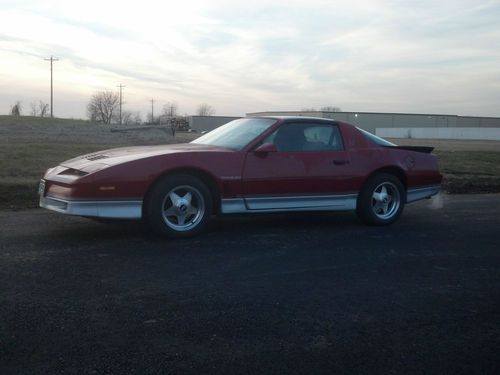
163,102 -> 178,119
160,102 -> 179,128
301,107 -> 316,111
39,101 -> 49,117
196,103 -> 215,116
30,101 -> 39,116
120,110 -> 135,125
133,112 -> 142,125
147,113 -> 156,124
87,91 -> 120,124
29,100 -> 50,117
10,101 -> 22,116
321,106 -> 341,112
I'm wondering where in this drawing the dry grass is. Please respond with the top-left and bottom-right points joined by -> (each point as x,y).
0,116 -> 199,209
388,138 -> 500,193
0,143 -> 122,209
434,150 -> 500,193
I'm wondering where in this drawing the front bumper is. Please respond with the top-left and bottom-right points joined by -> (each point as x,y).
40,195 -> 143,219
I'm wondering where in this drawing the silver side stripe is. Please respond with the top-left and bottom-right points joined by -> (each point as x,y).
406,185 -> 441,203
40,185 -> 440,219
222,185 -> 441,214
221,194 -> 358,214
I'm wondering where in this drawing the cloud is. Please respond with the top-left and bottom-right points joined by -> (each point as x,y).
0,0 -> 499,118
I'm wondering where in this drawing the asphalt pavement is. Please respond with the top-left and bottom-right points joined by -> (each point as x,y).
1,194 -> 499,374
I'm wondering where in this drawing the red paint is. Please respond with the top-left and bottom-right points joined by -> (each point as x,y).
43,118 -> 442,202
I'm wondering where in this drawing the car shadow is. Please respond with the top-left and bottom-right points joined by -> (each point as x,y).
208,210 -> 359,234
40,210 -> 360,246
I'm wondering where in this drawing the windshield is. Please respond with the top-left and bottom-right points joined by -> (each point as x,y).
191,118 -> 277,150
356,127 -> 397,147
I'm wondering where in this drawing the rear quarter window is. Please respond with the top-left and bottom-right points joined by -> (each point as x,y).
356,127 -> 396,147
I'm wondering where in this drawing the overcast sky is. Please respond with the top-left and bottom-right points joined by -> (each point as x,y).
1,0 -> 499,119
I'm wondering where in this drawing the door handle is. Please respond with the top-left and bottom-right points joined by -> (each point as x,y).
333,159 -> 349,166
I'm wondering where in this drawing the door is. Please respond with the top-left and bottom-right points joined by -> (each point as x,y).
242,122 -> 355,210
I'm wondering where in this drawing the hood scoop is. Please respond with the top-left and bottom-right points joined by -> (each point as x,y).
85,153 -> 110,161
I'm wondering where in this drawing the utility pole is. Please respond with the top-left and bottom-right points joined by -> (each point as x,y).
117,84 -> 126,125
44,56 -> 59,118
150,98 -> 154,124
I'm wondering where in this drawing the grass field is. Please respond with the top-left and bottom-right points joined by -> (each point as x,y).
0,144 -> 119,209
1,116 -> 499,209
387,137 -> 500,193
434,150 -> 500,193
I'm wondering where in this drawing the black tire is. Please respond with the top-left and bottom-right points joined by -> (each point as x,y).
144,174 -> 213,238
356,173 -> 405,226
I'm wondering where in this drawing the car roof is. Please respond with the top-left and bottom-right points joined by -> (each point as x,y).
250,115 -> 339,124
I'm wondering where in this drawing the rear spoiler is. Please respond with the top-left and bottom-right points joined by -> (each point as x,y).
383,145 -> 434,154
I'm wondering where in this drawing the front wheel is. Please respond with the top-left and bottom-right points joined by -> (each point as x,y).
144,174 -> 213,238
356,173 -> 405,225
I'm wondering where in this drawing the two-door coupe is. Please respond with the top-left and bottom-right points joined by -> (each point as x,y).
39,117 -> 442,237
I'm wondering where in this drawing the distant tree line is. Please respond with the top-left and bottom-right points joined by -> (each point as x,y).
86,89 -> 215,128
30,101 -> 50,117
9,100 -> 50,117
196,103 -> 215,116
8,93 -> 340,123
301,106 -> 342,112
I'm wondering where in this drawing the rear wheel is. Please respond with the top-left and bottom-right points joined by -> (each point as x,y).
356,173 -> 405,225
145,174 -> 213,238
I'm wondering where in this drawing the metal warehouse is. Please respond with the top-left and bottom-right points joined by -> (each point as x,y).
189,111 -> 500,141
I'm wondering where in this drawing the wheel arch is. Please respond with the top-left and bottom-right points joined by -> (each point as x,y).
142,167 -> 222,216
363,166 -> 408,191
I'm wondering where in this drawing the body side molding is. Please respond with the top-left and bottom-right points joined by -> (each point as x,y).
221,194 -> 358,214
406,185 -> 441,203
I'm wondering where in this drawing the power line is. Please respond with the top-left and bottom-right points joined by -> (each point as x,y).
44,56 -> 59,118
117,84 -> 126,125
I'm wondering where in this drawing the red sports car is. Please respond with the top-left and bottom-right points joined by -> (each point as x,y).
39,117 -> 442,237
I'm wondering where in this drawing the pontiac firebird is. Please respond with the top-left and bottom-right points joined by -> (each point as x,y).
39,116 -> 442,237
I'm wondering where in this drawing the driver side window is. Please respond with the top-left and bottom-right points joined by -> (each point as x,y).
264,123 -> 343,152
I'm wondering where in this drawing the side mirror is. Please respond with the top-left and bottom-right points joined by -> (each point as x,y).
254,143 -> 278,156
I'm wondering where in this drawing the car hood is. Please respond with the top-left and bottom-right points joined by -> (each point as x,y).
60,143 -> 230,172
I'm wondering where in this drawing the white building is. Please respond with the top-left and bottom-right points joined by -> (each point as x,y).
247,111 -> 500,134
188,111 -> 500,140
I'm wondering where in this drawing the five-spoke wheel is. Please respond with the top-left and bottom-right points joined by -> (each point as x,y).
162,185 -> 205,232
145,174 -> 213,237
371,181 -> 401,220
357,173 -> 405,225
